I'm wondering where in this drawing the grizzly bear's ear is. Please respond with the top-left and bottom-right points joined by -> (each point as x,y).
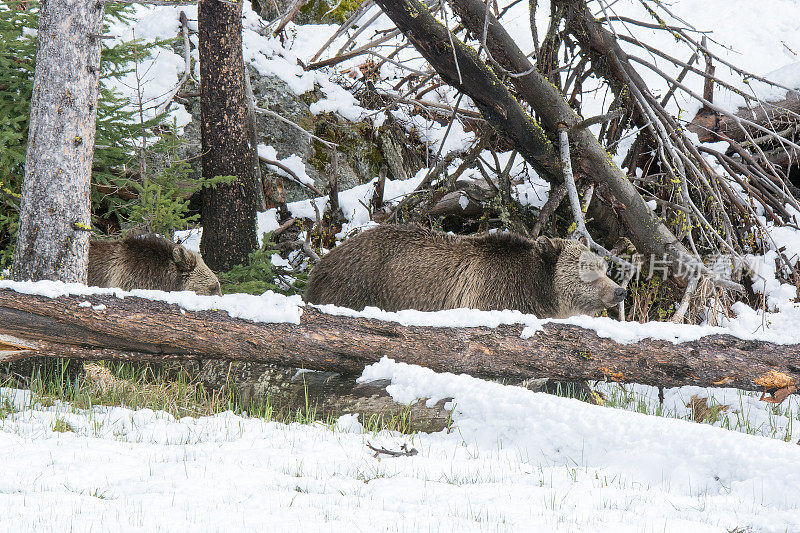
535,236 -> 563,262
172,245 -> 197,273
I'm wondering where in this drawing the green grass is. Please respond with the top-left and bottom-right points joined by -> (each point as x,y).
51,417 -> 74,433
0,397 -> 16,419
0,359 -> 418,435
600,382 -> 800,441
4,361 -> 795,442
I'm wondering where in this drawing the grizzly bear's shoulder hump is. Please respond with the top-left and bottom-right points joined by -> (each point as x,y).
469,231 -> 535,254
121,233 -> 176,262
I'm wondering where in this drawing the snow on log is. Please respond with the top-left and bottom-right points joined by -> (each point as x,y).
0,289 -> 798,398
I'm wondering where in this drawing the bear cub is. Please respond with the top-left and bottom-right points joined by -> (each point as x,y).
88,234 -> 221,296
304,224 -> 625,318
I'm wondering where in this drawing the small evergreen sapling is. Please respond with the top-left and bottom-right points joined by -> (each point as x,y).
124,131 -> 236,238
218,233 -> 308,295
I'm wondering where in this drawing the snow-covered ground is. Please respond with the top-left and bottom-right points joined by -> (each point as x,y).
2,359 -> 799,532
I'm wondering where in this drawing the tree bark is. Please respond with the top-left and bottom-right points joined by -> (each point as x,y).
11,0 -> 104,283
243,69 -> 267,212
374,0 -> 696,282
198,0 -> 258,271
0,289 -> 798,395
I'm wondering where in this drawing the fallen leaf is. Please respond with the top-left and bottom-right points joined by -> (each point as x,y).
686,395 -> 729,423
759,384 -> 797,404
599,367 -> 625,382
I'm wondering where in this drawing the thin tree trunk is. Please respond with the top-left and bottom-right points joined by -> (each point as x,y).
198,0 -> 258,271
1,289 -> 798,396
12,0 -> 104,283
244,69 -> 267,211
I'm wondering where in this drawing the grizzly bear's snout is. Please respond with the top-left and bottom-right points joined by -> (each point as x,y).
613,288 -> 626,303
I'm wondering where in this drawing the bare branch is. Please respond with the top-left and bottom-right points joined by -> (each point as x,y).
309,1 -> 376,63
558,125 -> 636,271
597,15 -> 710,34
531,183 -> 566,238
570,108 -> 624,131
253,106 -> 338,148
273,0 -> 311,36
367,443 -> 419,457
628,55 -> 800,152
258,155 -> 324,197
305,30 -> 402,70
671,275 -> 700,324
299,239 -> 321,262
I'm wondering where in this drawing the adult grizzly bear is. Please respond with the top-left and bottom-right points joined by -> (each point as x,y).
304,224 -> 624,318
88,234 -> 222,295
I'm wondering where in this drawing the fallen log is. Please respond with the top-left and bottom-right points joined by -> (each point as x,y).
0,288 -> 799,396
197,362 -> 452,432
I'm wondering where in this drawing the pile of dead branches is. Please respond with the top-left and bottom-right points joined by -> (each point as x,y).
273,0 -> 800,318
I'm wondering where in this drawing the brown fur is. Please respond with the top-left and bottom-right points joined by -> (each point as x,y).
304,224 -> 624,318
88,234 -> 222,295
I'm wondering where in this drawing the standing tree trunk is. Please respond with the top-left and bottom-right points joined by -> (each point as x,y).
198,0 -> 258,271
12,0 -> 104,283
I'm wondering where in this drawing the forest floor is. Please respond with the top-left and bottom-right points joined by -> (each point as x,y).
1,359 -> 799,532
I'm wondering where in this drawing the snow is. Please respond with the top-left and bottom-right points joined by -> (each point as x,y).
0,279 -> 302,325
257,144 -> 316,186
276,167 -> 429,237
595,380 -> 800,443
174,227 -> 202,251
309,80 -> 366,122
402,109 -> 475,155
758,205 -> 800,268
315,303 -> 543,330
2,359 -> 800,531
104,6 -> 198,131
257,208 -> 283,237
